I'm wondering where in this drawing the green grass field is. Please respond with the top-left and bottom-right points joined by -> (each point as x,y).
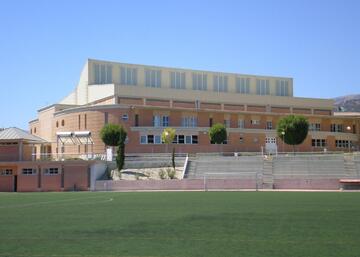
0,192 -> 359,257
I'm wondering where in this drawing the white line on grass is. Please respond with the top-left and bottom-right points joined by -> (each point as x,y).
0,196 -> 114,209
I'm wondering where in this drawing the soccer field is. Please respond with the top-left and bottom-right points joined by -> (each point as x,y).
0,192 -> 359,257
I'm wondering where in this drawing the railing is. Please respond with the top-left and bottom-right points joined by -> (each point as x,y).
181,154 -> 189,179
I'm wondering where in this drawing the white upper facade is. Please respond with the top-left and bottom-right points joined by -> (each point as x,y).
60,59 -> 333,110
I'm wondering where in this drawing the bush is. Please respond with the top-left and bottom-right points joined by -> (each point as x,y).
159,169 -> 167,179
166,167 -> 176,179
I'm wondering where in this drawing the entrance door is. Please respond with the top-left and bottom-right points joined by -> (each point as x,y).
13,175 -> 17,192
265,137 -> 277,154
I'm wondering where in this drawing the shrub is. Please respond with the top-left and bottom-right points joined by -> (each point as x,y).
159,169 -> 167,179
166,167 -> 176,179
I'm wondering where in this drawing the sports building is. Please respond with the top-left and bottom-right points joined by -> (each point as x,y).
28,59 -> 360,157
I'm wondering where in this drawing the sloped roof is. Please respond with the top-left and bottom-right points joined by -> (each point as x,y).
0,127 -> 47,143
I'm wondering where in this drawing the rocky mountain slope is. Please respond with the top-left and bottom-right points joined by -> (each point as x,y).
334,94 -> 360,112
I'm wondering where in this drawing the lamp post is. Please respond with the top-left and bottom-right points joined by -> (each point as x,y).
281,131 -> 285,153
346,126 -> 351,152
164,131 -> 169,153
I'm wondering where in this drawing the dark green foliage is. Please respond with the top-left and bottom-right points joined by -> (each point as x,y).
116,143 -> 125,171
209,123 -> 227,144
116,126 -> 127,171
277,115 -> 309,149
100,123 -> 127,171
100,123 -> 123,146
172,147 -> 175,170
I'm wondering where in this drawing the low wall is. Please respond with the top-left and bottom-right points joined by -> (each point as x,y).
274,179 -> 340,190
95,178 -> 257,191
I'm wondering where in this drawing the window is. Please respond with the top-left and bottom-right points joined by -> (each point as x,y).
224,119 -> 230,128
239,137 -> 244,143
170,71 -> 186,89
135,114 -> 139,127
265,137 -> 276,144
309,123 -> 321,131
195,100 -> 201,109
213,75 -> 228,92
122,114 -> 129,121
56,121 -> 59,128
312,139 -> 326,147
251,120 -> 260,125
209,118 -> 213,127
34,127 -> 36,133
185,135 -> 192,144
140,135 -> 147,144
153,115 -> 161,127
84,114 -> 87,129
22,168 -> 37,175
266,121 -> 273,130
94,63 -> 112,84
335,140 -> 351,148
238,120 -> 245,128
162,116 -> 169,127
0,169 -> 12,176
192,135 -> 198,144
61,120 -> 65,126
43,168 -> 59,175
192,73 -> 207,91
256,79 -> 270,95
78,115 -> 81,129
120,67 -> 137,85
147,135 -> 154,144
331,124 -> 343,132
178,135 -> 185,144
181,116 -> 197,127
236,77 -> 250,94
145,69 -> 161,88
154,135 -> 161,144
276,80 -> 289,96
153,115 -> 168,127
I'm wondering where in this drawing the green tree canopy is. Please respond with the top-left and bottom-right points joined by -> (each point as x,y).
276,115 -> 309,150
209,123 -> 227,144
100,123 -> 123,146
100,123 -> 127,171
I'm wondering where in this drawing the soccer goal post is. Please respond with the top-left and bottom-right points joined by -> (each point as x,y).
202,172 -> 261,191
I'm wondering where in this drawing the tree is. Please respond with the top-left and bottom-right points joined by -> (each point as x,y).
100,123 -> 122,147
276,115 -> 309,152
209,123 -> 227,152
161,128 -> 176,170
116,126 -> 127,171
100,123 -> 127,171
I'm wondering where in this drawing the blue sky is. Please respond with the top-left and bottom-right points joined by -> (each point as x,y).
0,0 -> 359,129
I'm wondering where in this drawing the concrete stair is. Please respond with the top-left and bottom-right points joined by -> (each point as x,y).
185,159 -> 197,179
262,159 -> 274,189
344,155 -> 357,178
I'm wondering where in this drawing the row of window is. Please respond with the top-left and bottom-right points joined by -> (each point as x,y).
21,168 -> 60,176
311,139 -> 354,148
335,140 -> 353,148
0,169 -> 12,175
139,135 -> 353,148
109,113 -> 355,134
94,64 -> 291,96
140,135 -> 199,144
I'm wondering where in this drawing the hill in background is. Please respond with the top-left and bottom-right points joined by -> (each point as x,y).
334,94 -> 360,112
